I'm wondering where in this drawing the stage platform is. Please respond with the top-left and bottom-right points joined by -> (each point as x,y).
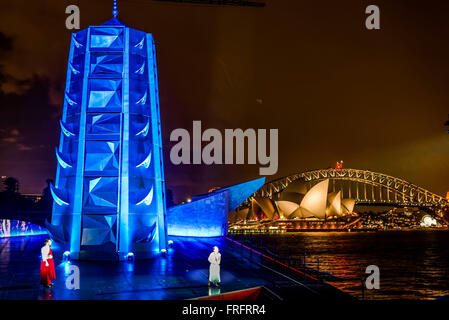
0,234 -> 352,300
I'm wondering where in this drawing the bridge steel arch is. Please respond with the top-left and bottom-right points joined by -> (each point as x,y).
247,168 -> 448,207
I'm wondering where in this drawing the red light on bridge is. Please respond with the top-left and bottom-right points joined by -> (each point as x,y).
336,160 -> 343,170
208,187 -> 221,193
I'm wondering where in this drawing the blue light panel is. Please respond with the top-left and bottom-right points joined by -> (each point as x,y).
48,18 -> 167,260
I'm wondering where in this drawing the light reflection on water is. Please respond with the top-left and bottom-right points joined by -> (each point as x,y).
251,230 -> 449,300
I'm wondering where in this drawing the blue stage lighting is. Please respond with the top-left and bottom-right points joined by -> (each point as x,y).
63,251 -> 71,262
47,7 -> 168,260
126,252 -> 134,261
0,220 -> 48,238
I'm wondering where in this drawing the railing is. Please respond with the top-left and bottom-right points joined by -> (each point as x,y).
0,211 -> 49,226
226,231 -> 332,281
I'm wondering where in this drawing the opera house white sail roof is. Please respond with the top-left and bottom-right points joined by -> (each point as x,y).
229,179 -> 357,223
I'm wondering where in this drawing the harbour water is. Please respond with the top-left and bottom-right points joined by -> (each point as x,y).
240,230 -> 449,300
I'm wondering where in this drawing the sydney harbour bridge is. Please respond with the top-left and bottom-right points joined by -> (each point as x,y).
244,168 -> 448,208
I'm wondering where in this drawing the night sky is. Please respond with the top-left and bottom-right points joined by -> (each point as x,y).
0,0 -> 448,203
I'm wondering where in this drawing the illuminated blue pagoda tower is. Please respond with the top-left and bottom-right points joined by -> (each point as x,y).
47,2 -> 167,260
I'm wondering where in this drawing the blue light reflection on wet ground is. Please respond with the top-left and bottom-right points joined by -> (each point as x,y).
0,234 -> 322,300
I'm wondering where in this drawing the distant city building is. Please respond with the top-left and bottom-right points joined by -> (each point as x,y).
22,194 -> 41,203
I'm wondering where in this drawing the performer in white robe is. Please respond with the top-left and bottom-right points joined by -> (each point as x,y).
208,246 -> 221,287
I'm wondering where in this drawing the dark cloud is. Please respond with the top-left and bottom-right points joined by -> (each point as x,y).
0,32 -> 59,193
0,32 -> 13,87
0,32 -> 12,52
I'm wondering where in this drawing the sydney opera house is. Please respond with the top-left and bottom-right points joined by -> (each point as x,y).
229,179 -> 361,231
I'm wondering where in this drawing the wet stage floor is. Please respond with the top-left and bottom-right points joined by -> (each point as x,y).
0,234 -> 350,300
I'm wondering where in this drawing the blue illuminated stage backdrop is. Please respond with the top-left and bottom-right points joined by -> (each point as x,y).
47,10 -> 167,260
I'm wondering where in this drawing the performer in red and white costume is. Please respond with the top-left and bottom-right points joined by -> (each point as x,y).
40,238 -> 56,288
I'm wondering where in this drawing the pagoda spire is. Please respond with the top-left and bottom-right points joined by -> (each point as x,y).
112,0 -> 118,18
